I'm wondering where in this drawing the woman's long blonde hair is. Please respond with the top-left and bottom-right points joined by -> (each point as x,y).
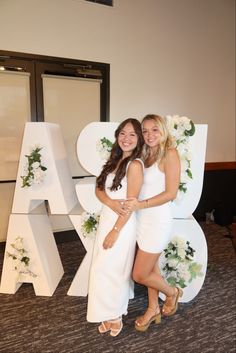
142,114 -> 174,165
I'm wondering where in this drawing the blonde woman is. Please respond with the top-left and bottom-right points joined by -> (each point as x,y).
125,114 -> 182,331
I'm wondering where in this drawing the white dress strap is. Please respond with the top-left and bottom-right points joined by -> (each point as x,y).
126,158 -> 144,172
134,158 -> 144,169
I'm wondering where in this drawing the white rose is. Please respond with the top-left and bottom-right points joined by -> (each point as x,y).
177,263 -> 191,282
180,158 -> 189,172
32,162 -> 40,170
33,168 -> 45,184
165,116 -> 175,131
14,237 -> 23,250
177,141 -> 186,151
100,149 -> 110,160
180,172 -> 189,183
168,258 -> 179,268
177,247 -> 186,259
176,238 -> 186,248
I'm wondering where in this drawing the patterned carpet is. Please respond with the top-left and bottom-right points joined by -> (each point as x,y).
0,222 -> 235,353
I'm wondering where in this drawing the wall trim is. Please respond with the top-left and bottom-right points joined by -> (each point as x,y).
205,161 -> 236,171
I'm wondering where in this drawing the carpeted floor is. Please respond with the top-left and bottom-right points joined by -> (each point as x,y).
0,222 -> 235,353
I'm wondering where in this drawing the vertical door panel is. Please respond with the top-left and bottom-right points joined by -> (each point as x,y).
0,70 -> 31,241
0,71 -> 31,180
42,74 -> 101,177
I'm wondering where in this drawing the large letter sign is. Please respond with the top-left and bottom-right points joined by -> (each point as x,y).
71,121 -> 208,302
0,120 -> 208,303
0,123 -> 78,296
67,122 -> 119,296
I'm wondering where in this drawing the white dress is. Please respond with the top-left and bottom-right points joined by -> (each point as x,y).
87,161 -> 141,323
137,163 -> 172,254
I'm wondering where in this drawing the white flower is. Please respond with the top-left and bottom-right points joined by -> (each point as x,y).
177,142 -> 188,155
7,237 -> 37,279
177,263 -> 191,282
165,115 -> 195,195
13,236 -> 24,250
33,168 -> 45,184
96,137 -> 113,161
32,161 -> 40,170
162,236 -> 202,289
100,149 -> 111,161
168,258 -> 179,268
80,212 -> 100,238
180,171 -> 189,183
177,247 -> 186,259
21,145 -> 47,188
172,237 -> 185,249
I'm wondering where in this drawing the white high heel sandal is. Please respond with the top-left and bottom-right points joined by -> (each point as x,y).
110,317 -> 123,337
98,321 -> 110,334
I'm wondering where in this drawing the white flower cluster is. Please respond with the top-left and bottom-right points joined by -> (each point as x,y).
80,211 -> 100,238
165,115 -> 195,195
96,137 -> 113,161
7,236 -> 37,279
27,161 -> 45,184
21,145 -> 47,188
162,236 -> 203,288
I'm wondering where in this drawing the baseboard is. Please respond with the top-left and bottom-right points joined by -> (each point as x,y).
205,161 -> 236,171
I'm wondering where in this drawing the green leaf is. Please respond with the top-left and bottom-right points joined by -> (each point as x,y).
167,277 -> 177,287
101,137 -> 113,150
178,278 -> 187,288
21,256 -> 30,266
83,215 -> 98,233
189,262 -> 203,281
184,120 -> 195,136
179,183 -> 187,193
186,169 -> 193,179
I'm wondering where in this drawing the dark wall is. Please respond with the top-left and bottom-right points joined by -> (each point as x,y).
193,169 -> 236,225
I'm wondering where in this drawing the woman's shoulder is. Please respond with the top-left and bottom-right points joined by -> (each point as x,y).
166,147 -> 178,157
164,147 -> 179,164
131,158 -> 144,168
127,158 -> 144,173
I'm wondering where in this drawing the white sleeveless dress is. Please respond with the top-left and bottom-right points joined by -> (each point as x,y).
87,160 -> 142,323
137,163 -> 172,253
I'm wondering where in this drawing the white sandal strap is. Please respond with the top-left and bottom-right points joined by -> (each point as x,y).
110,317 -> 122,324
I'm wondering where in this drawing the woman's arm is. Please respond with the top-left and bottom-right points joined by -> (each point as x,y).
103,160 -> 143,249
95,187 -> 127,216
126,149 -> 180,211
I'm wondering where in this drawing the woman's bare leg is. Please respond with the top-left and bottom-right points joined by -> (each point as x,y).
133,249 -> 175,297
148,263 -> 162,308
133,249 -> 182,320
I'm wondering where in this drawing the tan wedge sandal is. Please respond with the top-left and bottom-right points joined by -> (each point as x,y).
162,287 -> 183,317
135,306 -> 161,332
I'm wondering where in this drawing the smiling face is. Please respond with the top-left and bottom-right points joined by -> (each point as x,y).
117,122 -> 138,157
142,118 -> 163,149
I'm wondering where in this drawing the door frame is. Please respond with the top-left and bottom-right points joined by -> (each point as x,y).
0,50 -> 110,122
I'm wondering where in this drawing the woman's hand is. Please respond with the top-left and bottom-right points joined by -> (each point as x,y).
108,199 -> 128,216
103,229 -> 119,249
125,197 -> 139,212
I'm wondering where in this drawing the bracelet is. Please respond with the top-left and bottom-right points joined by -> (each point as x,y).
113,226 -> 120,233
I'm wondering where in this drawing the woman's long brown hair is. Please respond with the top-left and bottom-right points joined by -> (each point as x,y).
96,118 -> 144,191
